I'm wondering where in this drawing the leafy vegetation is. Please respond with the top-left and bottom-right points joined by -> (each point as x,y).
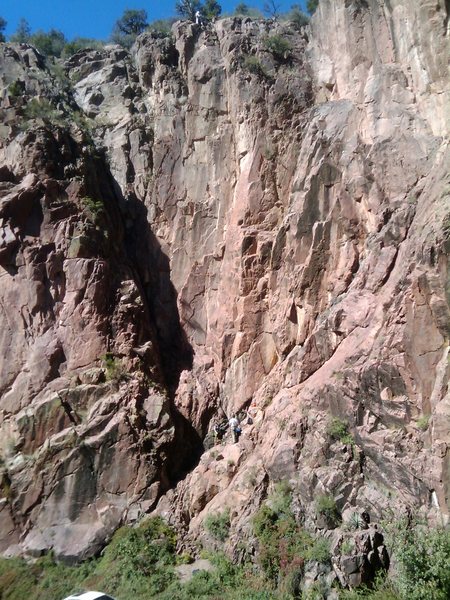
315,494 -> 341,527
253,481 -> 330,589
0,511 -> 448,600
7,80 -> 24,98
203,0 -> 222,20
416,414 -> 430,431
102,352 -> 126,382
147,18 -> 177,38
204,510 -> 231,541
234,3 -> 263,18
111,9 -> 148,48
10,18 -> 31,43
82,196 -> 105,223
387,520 -> 450,600
29,28 -> 67,57
344,511 -> 363,531
264,34 -> 292,61
288,5 -> 310,29
340,538 -> 355,555
176,0 -> 202,20
243,55 -> 268,78
327,417 -> 354,445
0,17 -> 6,42
341,521 -> 450,600
307,0 -> 319,15
62,37 -> 104,57
22,98 -> 65,127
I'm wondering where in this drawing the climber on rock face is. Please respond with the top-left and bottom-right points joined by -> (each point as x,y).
213,419 -> 228,443
228,414 -> 241,443
195,10 -> 205,26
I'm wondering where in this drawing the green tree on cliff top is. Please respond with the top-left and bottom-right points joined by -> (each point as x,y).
111,9 -> 148,48
0,17 -> 7,42
307,0 -> 319,14
203,0 -> 222,19
11,18 -> 31,43
175,0 -> 202,20
30,28 -> 66,57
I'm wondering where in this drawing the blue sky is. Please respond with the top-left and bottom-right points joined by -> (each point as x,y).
2,1 -> 308,40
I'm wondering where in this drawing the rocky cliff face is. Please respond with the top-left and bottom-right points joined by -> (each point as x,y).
0,0 -> 449,574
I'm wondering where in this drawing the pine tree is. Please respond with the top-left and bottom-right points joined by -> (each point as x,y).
111,9 -> 148,48
11,18 -> 31,43
0,17 -> 7,42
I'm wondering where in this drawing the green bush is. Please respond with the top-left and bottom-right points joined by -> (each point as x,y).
327,417 -> 354,445
340,539 -> 355,555
389,522 -> 450,600
233,3 -> 264,18
204,510 -> 231,541
147,18 -> 176,38
345,512 -> 363,531
343,520 -> 450,600
22,98 -> 65,127
252,483 -> 317,584
30,29 -> 67,57
416,414 -> 430,431
62,37 -> 104,58
288,6 -> 310,29
111,9 -> 148,48
315,494 -> 341,526
102,352 -> 126,382
82,196 -> 105,223
8,80 -> 24,98
306,537 -> 331,564
243,55 -> 268,78
307,0 -> 319,15
264,35 -> 292,61
339,575 -> 401,599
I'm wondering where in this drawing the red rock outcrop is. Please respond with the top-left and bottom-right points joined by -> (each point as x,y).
0,44 -> 199,561
0,0 -> 449,570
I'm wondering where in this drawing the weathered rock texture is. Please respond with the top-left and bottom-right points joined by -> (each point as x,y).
0,0 -> 449,571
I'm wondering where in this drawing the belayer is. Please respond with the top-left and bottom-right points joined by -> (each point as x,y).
228,414 -> 241,443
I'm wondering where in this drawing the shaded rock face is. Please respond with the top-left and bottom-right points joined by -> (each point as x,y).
0,44 -> 199,561
0,0 -> 449,566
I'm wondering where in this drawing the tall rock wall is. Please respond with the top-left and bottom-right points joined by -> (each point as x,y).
0,0 -> 449,563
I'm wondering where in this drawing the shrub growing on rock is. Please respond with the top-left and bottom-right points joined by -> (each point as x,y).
102,352 -> 126,382
22,98 -> 65,127
204,510 -> 231,541
147,18 -> 177,38
416,414 -> 430,431
327,417 -> 354,445
243,55 -> 268,78
288,5 -> 310,29
264,34 -> 292,61
315,494 -> 341,527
